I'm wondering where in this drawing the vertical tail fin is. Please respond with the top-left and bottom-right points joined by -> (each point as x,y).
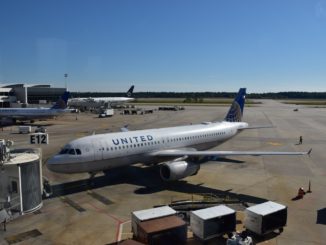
126,85 -> 134,97
224,88 -> 246,122
51,91 -> 70,109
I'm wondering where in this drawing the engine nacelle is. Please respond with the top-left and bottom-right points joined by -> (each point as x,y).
0,118 -> 15,126
160,161 -> 200,181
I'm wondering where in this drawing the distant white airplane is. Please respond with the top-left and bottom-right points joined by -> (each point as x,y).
0,92 -> 70,125
68,85 -> 134,107
47,88 -> 311,180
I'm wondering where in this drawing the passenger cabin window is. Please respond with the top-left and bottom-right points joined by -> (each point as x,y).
11,181 -> 18,193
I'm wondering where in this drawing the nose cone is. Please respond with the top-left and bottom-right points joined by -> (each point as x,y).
46,155 -> 68,173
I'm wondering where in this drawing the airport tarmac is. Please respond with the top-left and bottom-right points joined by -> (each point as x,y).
0,101 -> 325,245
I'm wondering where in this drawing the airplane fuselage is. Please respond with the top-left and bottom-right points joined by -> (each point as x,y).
68,97 -> 134,107
69,85 -> 135,107
47,121 -> 248,173
0,108 -> 70,120
88,97 -> 134,103
0,91 -> 70,123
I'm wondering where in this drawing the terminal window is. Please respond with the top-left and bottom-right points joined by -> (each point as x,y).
11,181 -> 18,193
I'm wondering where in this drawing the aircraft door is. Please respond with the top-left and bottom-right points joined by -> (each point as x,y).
93,140 -> 104,161
9,177 -> 20,210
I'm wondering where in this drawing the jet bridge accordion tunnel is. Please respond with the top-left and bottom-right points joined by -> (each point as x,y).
0,146 -> 43,220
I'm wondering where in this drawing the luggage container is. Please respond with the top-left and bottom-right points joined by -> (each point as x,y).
244,201 -> 287,235
190,205 -> 236,241
131,206 -> 176,237
136,215 -> 187,245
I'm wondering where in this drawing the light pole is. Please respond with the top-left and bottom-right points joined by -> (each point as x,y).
64,73 -> 68,90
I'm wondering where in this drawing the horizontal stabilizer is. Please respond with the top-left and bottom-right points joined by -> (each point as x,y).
242,125 -> 275,130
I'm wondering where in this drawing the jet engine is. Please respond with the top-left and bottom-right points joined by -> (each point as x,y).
160,161 -> 200,181
0,118 -> 15,126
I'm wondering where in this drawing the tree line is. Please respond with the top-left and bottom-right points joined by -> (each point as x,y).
71,91 -> 326,99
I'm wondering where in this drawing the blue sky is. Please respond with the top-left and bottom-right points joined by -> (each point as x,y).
0,0 -> 326,92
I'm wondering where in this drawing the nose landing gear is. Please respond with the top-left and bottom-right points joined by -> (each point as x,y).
87,172 -> 98,188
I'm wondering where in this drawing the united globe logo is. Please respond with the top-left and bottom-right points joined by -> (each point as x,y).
225,101 -> 242,122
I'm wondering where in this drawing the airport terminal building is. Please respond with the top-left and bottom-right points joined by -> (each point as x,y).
0,84 -> 66,107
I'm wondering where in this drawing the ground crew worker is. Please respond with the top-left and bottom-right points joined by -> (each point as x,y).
299,136 -> 303,145
298,187 -> 305,198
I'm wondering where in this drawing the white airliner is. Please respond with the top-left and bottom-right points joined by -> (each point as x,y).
0,92 -> 70,125
68,85 -> 134,107
47,88 -> 310,181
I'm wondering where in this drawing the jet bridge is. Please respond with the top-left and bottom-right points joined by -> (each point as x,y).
0,140 -> 42,224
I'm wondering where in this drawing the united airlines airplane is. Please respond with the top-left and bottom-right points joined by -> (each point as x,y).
68,85 -> 135,107
0,91 -> 70,124
47,88 -> 310,181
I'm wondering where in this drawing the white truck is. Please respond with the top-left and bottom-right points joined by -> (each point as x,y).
18,126 -> 32,134
99,109 -> 114,118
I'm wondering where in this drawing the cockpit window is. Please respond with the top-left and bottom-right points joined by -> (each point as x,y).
59,146 -> 79,155
59,148 -> 69,154
68,149 -> 76,155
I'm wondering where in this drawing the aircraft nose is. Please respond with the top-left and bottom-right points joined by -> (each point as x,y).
47,155 -> 60,165
46,155 -> 67,172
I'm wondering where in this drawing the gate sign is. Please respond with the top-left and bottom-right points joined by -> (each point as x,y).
30,133 -> 49,145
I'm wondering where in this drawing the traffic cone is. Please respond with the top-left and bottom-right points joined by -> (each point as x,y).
307,180 -> 312,193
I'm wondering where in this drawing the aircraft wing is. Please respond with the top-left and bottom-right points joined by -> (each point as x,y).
149,148 -> 311,157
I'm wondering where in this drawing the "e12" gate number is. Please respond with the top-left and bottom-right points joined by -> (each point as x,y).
30,133 -> 49,144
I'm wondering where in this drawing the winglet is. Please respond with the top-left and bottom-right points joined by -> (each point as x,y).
307,148 -> 312,156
